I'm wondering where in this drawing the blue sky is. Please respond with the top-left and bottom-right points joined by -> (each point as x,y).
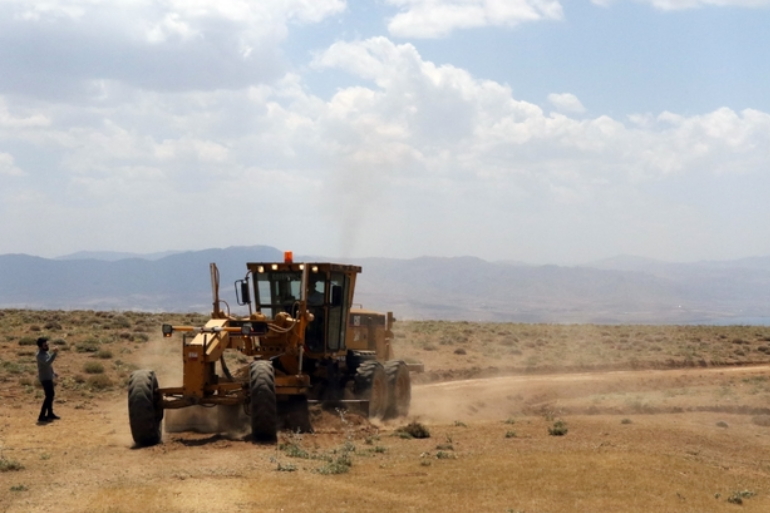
1,0 -> 769,264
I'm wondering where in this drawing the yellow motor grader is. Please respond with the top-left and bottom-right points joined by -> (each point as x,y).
128,253 -> 418,446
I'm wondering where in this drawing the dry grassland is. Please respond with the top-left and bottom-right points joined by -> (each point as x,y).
1,309 -> 770,512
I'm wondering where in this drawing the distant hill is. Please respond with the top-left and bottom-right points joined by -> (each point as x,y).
55,250 -> 184,261
2,247 -> 770,324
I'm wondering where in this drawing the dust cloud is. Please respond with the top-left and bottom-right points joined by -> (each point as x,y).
136,334 -> 183,387
410,376 -> 527,423
410,371 -> 643,423
165,405 -> 251,439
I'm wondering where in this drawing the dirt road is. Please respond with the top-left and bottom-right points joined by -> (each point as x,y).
412,364 -> 770,421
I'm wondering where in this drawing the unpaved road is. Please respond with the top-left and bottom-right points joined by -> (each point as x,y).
2,365 -> 770,512
412,364 -> 770,421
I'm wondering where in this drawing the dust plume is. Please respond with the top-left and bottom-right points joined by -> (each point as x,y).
165,405 -> 250,439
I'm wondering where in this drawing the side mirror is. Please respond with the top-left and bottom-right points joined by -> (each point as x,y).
331,285 -> 343,307
235,279 -> 251,305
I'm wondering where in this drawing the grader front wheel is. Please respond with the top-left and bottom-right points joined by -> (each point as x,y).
249,361 -> 277,442
128,369 -> 163,447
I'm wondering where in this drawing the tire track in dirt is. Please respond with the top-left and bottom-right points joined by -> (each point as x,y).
410,364 -> 770,422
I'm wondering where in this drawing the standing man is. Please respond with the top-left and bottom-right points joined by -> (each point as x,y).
36,337 -> 60,423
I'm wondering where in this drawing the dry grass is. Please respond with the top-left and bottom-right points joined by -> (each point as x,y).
0,309 -> 206,402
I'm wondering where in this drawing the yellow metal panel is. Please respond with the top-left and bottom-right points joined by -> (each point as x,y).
182,319 -> 229,397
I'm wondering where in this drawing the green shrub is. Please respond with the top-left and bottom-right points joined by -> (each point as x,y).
18,337 -> 36,346
275,461 -> 298,472
1,361 -> 27,375
111,316 -> 132,329
316,451 -> 352,475
280,442 -> 310,459
0,457 -> 24,472
96,350 -> 113,359
87,374 -> 113,390
83,362 -> 104,374
396,421 -> 431,439
548,420 -> 568,436
727,490 -> 755,505
76,341 -> 100,353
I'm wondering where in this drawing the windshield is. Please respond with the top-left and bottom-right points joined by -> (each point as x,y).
255,271 -> 302,317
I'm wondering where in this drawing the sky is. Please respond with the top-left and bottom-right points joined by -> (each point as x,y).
1,0 -> 769,265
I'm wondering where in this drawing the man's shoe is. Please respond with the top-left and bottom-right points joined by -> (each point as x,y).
46,414 -> 61,421
38,417 -> 51,423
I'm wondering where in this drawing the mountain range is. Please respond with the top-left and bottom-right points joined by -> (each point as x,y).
2,246 -> 770,325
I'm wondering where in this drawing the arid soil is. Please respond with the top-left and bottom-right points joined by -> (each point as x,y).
1,312 -> 770,512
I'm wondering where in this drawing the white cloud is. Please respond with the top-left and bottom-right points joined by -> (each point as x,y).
592,0 -> 770,9
0,99 -> 51,128
0,152 -> 24,176
386,0 -> 564,38
548,93 -> 586,114
1,0 -> 345,26
7,37 -> 769,203
0,0 -> 346,97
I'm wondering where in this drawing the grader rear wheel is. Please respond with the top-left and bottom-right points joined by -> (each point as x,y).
384,360 -> 411,419
249,361 -> 277,442
354,360 -> 388,419
128,369 -> 163,447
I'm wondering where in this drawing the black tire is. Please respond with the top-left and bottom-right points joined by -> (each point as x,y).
384,360 -> 411,419
128,369 -> 163,447
250,361 -> 277,442
354,360 -> 388,419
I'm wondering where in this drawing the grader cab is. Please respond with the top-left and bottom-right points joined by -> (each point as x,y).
127,253 -> 415,446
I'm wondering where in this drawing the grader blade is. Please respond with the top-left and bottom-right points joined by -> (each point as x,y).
310,399 -> 371,417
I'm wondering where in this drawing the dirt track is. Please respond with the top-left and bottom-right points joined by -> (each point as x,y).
413,364 -> 770,421
3,364 -> 770,512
